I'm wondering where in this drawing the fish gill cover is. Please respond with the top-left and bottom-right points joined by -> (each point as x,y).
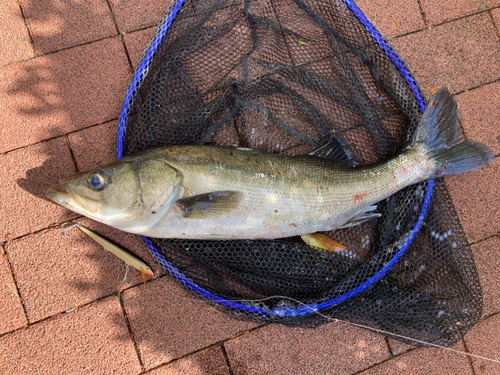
117,0 -> 482,347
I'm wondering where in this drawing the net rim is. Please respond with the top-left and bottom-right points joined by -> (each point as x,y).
116,0 -> 434,317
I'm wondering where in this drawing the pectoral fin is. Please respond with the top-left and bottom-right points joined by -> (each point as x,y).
300,233 -> 347,252
175,191 -> 242,219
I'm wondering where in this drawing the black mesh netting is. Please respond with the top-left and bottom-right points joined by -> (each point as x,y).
119,0 -> 482,346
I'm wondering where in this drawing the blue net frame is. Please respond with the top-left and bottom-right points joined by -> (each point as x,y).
116,0 -> 434,318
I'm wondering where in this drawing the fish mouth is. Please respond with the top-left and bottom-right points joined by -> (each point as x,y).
46,189 -> 101,218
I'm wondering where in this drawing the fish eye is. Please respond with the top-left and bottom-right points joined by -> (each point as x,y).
87,171 -> 108,191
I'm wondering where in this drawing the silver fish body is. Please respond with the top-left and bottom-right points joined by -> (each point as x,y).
134,145 -> 429,239
47,89 -> 494,239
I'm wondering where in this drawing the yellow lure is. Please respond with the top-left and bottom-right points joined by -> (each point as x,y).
77,224 -> 155,279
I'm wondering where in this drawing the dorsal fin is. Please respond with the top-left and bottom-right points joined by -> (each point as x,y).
308,139 -> 358,167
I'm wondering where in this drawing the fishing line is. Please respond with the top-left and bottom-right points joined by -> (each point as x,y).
58,224 -> 499,365
4,278 -> 22,302
154,274 -> 500,366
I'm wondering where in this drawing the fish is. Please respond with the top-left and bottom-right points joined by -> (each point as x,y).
47,88 -> 494,241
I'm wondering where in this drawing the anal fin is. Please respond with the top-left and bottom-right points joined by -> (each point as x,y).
175,191 -> 242,219
338,206 -> 381,229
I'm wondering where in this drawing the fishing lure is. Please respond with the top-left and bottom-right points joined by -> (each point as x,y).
64,223 -> 154,283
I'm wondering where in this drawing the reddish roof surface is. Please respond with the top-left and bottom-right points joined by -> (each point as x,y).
1,0 -> 499,373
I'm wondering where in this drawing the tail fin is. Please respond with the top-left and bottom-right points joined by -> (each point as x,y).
412,88 -> 494,178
